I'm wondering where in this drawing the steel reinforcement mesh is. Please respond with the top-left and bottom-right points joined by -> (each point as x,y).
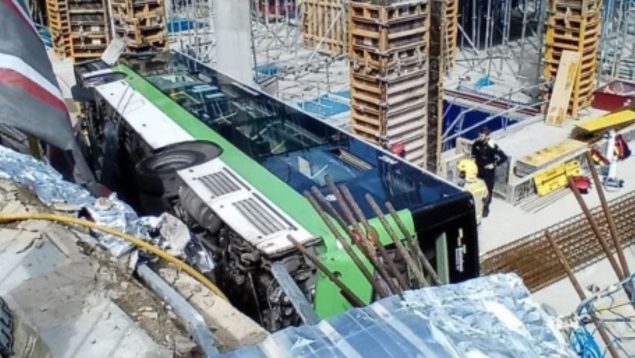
481,190 -> 635,292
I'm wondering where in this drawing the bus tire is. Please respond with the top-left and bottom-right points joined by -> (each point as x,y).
135,141 -> 223,198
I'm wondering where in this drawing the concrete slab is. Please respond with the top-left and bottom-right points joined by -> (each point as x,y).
0,229 -> 65,295
158,267 -> 268,351
39,300 -> 170,358
494,107 -> 610,161
532,245 -> 635,316
0,179 -> 196,357
479,153 -> 635,254
47,49 -> 76,100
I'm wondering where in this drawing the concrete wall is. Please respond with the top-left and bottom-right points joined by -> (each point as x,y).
213,0 -> 256,87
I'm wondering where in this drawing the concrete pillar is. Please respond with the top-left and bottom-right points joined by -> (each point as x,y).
213,0 -> 257,87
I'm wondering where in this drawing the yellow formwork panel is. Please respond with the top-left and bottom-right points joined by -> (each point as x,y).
534,160 -> 582,197
518,139 -> 587,168
575,110 -> 635,133
545,51 -> 580,126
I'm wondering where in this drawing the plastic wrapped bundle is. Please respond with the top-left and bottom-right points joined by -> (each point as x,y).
220,274 -> 575,357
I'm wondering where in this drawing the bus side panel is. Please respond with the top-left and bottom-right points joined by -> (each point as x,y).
412,193 -> 480,283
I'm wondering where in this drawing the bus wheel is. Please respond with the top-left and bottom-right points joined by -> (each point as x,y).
134,141 -> 222,212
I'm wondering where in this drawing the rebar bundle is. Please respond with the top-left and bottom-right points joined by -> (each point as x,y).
289,176 -> 442,306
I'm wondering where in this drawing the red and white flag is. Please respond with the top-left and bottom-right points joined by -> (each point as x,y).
0,0 -> 74,150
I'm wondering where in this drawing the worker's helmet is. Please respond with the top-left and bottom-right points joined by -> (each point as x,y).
457,159 -> 478,180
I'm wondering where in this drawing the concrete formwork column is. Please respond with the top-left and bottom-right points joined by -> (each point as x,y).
213,0 -> 256,87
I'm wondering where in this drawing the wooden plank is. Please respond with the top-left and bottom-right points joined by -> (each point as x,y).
545,50 -> 580,126
517,139 -> 587,169
576,110 -> 635,133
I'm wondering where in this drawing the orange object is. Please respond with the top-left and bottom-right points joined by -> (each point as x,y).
590,148 -> 609,166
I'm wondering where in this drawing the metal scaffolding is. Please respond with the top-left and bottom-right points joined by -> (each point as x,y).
166,0 -> 635,154
599,0 -> 635,82
249,0 -> 349,103
167,0 -> 216,63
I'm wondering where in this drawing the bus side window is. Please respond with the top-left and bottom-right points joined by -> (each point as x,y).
421,231 -> 450,285
435,232 -> 450,284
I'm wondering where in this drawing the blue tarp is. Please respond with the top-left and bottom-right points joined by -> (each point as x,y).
474,76 -> 495,91
255,64 -> 279,77
167,18 -> 208,33
36,25 -> 52,48
217,274 -> 575,358
442,99 -> 517,149
295,89 -> 522,146
296,94 -> 349,118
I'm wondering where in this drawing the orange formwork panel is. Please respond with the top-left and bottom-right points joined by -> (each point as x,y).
542,0 -> 602,118
348,0 -> 430,167
303,0 -> 347,56
111,0 -> 167,53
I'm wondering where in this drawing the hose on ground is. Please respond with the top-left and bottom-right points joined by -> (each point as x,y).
0,212 -> 228,301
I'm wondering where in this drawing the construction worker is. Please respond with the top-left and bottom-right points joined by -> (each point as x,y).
457,159 -> 488,224
471,127 -> 507,217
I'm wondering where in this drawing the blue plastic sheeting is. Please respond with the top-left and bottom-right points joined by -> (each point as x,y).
36,24 -> 52,48
570,327 -> 603,358
217,274 -> 575,358
255,64 -> 279,76
474,76 -> 495,91
442,100 -> 517,149
333,90 -> 351,99
297,94 -> 350,118
167,18 -> 207,33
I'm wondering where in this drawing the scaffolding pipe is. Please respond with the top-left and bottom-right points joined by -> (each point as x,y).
442,99 -> 547,143
484,0 -> 493,76
517,0 -> 530,73
534,0 -> 546,84
442,81 -> 546,138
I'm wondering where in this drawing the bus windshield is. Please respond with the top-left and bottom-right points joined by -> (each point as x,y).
124,52 -> 463,217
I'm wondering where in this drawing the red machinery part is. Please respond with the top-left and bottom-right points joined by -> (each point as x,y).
390,143 -> 406,158
590,148 -> 610,166
571,175 -> 592,194
615,134 -> 632,160
592,80 -> 635,112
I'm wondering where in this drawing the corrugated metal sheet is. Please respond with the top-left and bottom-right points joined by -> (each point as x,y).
217,274 -> 575,358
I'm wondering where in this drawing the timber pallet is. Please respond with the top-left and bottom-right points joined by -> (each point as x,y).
349,1 -> 428,25
349,0 -> 430,167
68,0 -> 109,59
548,0 -> 602,17
70,22 -> 108,33
111,0 -> 166,52
542,0 -> 600,118
444,0 -> 458,71
45,0 -> 71,57
350,45 -> 428,73
70,33 -> 107,59
349,19 -> 428,52
303,0 -> 347,56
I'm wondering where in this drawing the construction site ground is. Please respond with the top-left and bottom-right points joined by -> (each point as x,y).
0,179 -> 191,357
0,176 -> 267,356
480,115 -> 635,315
